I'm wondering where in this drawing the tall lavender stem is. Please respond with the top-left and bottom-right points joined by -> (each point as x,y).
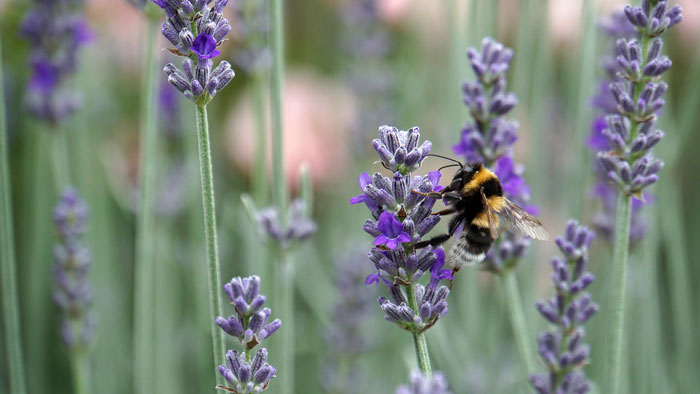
152,0 -> 236,383
501,273 -> 536,375
196,104 -> 226,379
133,15 -> 160,394
268,0 -> 292,392
0,36 -> 28,394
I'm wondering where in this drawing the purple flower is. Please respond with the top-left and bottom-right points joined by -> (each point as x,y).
530,221 -> 597,394
190,33 -> 221,59
374,212 -> 411,250
20,2 -> 92,124
429,248 -> 452,289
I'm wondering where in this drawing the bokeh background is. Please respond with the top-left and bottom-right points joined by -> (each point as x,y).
1,0 -> 699,393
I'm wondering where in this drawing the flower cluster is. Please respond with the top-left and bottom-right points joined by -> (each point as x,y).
52,188 -> 95,348
594,1 -> 681,198
153,0 -> 235,105
20,0 -> 92,125
353,126 -> 452,333
378,280 -> 449,333
452,37 -> 536,273
530,220 -> 598,394
216,276 -> 279,393
396,370 -> 452,394
218,348 -> 276,394
229,0 -> 271,74
373,126 -> 433,175
322,250 -> 377,393
256,199 -> 317,250
588,4 -> 680,244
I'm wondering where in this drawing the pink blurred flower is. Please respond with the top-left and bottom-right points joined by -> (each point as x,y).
226,70 -> 357,188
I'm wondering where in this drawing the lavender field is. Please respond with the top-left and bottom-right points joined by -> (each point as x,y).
1,0 -> 699,393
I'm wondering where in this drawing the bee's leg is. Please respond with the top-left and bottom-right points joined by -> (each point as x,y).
414,234 -> 451,249
442,192 -> 462,201
447,215 -> 464,235
411,190 -> 443,199
432,207 -> 457,216
415,215 -> 464,249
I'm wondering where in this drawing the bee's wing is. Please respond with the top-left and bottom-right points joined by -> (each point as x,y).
447,232 -> 486,269
500,198 -> 550,240
480,189 -> 500,240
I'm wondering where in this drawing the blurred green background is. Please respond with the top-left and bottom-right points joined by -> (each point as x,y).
1,0 -> 699,393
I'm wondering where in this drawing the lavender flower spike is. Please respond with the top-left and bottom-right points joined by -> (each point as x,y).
396,370 -> 453,394
21,0 -> 92,125
256,198 -> 317,250
216,276 -> 281,350
216,276 -> 279,393
52,188 -> 95,348
594,0 -> 682,197
217,348 -> 276,393
530,220 -> 597,394
155,0 -> 236,104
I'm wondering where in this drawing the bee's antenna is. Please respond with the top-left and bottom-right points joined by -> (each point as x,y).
426,154 -> 463,168
437,163 -> 461,172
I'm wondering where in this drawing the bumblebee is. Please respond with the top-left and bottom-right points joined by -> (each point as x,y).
414,159 -> 549,270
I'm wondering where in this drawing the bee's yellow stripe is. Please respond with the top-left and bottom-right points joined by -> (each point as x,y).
472,212 -> 499,228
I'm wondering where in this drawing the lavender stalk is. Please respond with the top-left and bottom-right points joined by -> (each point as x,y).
0,36 -> 28,394
215,275 -> 280,393
52,189 -> 95,394
352,126 -> 453,376
268,0 -> 291,391
593,3 -> 682,392
133,11 -> 160,394
152,0 -> 236,382
529,220 -> 598,394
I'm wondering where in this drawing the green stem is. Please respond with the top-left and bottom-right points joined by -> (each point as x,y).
501,271 -> 536,378
0,36 -> 28,394
133,17 -> 160,394
195,104 -> 226,383
251,74 -> 268,205
605,193 -> 632,394
269,0 -> 287,212
274,251 -> 295,394
70,350 -> 90,394
406,283 -> 432,376
51,129 -> 72,189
